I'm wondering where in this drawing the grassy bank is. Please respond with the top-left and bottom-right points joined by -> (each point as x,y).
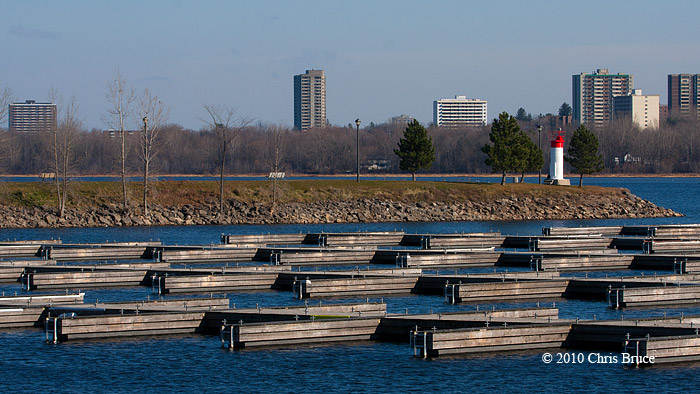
0,179 -> 629,209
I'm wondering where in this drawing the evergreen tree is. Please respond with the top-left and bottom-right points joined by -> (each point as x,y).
565,124 -> 604,186
558,102 -> 572,117
515,107 -> 529,121
512,132 -> 544,182
393,119 -> 435,181
482,112 -> 529,185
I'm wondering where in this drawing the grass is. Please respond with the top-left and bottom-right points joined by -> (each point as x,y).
0,179 -> 626,209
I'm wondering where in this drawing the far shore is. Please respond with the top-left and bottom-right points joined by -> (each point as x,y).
2,173 -> 700,179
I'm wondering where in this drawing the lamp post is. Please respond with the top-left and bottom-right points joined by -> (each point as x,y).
355,118 -> 361,182
537,125 -> 542,184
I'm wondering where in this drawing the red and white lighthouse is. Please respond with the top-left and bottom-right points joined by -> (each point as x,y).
544,129 -> 570,185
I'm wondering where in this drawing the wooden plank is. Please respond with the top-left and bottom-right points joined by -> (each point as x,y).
229,317 -> 381,348
452,280 -> 570,303
55,312 -> 207,340
415,324 -> 571,357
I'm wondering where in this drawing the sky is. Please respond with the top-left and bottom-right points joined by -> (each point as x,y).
2,0 -> 700,131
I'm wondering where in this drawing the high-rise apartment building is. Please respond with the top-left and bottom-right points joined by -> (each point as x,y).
668,74 -> 700,117
572,69 -> 634,126
433,95 -> 487,127
613,89 -> 660,129
8,100 -> 57,132
293,69 -> 326,131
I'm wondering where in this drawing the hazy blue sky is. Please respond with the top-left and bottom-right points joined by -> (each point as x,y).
2,0 -> 699,130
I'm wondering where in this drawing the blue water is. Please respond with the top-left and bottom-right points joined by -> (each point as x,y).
2,177 -> 700,393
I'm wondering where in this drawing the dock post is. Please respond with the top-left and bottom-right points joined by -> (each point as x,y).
270,251 -> 281,265
528,238 -> 539,252
395,253 -> 410,268
420,236 -> 431,250
444,283 -> 459,304
151,275 -> 164,295
674,259 -> 687,274
293,279 -> 310,299
623,338 -> 641,368
20,271 -> 33,291
45,315 -> 59,344
410,329 -> 428,358
219,320 -> 235,349
607,286 -> 623,309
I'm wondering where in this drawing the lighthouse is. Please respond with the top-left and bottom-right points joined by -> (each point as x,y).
544,129 -> 570,185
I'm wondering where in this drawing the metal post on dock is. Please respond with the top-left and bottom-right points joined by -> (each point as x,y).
45,316 -> 59,344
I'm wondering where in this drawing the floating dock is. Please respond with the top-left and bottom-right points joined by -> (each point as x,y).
5,226 -> 700,366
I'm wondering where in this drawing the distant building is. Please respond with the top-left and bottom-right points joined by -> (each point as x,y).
659,104 -> 668,121
572,68 -> 634,126
8,100 -> 57,133
667,74 -> 700,117
538,115 -> 573,131
389,114 -> 415,127
613,89 -> 660,129
433,95 -> 487,127
103,129 -> 136,138
293,69 -> 326,131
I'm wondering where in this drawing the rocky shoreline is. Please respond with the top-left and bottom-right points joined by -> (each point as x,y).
0,189 -> 682,228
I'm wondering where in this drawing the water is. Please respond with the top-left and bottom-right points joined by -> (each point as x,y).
2,177 -> 700,393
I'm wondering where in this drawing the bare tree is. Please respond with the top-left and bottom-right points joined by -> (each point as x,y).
103,70 -> 136,212
266,124 -> 289,212
138,89 -> 168,216
0,85 -> 13,130
0,85 -> 14,173
202,104 -> 252,212
48,89 -> 81,218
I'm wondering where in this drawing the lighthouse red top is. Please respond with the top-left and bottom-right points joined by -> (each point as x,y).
551,130 -> 564,148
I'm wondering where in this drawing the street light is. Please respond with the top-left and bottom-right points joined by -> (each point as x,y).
537,125 -> 542,184
355,118 -> 361,182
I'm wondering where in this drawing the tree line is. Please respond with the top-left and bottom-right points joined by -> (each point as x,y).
1,80 -> 699,181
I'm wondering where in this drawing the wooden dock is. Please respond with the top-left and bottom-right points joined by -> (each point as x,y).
306,232 -> 405,247
444,279 -> 570,304
631,254 -> 700,272
151,271 -> 281,294
379,307 -> 559,340
607,284 -> 700,308
377,249 -> 498,268
0,260 -> 57,283
45,311 -> 207,342
543,226 -> 623,237
402,233 -> 505,249
293,276 -> 420,298
220,233 -> 307,246
624,335 -> 700,365
255,247 -> 377,265
528,236 -> 613,251
6,226 -> 700,365
21,268 -> 150,290
531,254 -> 634,271
411,323 -> 572,357
157,246 -> 257,263
644,240 -> 700,254
220,317 -> 382,349
43,244 -> 158,261
0,292 -> 84,328
567,317 -> 700,348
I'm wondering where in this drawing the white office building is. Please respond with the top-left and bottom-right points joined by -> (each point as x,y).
433,95 -> 487,127
613,89 -> 660,129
